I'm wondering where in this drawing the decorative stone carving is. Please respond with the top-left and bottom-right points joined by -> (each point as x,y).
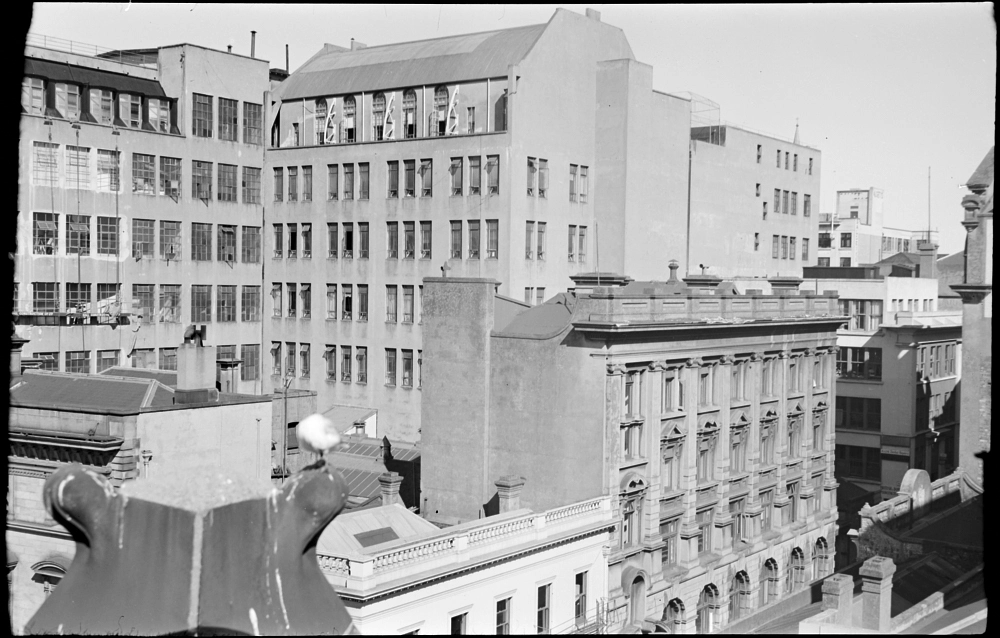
607,363 -> 627,375
685,357 -> 704,368
720,354 -> 736,366
750,352 -> 765,362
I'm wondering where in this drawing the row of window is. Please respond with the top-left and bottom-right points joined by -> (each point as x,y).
817,232 -> 852,249
835,444 -> 880,482
270,283 -> 421,324
759,187 -> 811,218
31,213 -> 120,256
917,389 -> 957,429
191,92 -> 263,143
525,158 -> 590,203
22,77 -> 176,132
31,344 -> 261,381
30,142 -> 263,202
816,257 -> 852,267
769,235 -> 809,261
836,347 -> 882,381
269,342 -> 420,388
917,343 -> 957,380
881,236 -> 912,254
446,571 -> 587,634
756,144 -> 814,175
892,298 -> 935,313
838,299 -> 883,332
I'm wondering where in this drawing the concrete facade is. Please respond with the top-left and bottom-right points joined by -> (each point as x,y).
16,41 -> 270,393
421,273 -> 842,632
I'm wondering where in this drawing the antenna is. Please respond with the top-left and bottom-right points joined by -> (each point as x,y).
927,166 -> 932,243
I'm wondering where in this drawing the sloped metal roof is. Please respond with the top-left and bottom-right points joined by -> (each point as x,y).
966,146 -> 994,189
10,370 -> 172,414
317,503 -> 439,556
277,24 -> 546,100
24,57 -> 167,97
99,366 -> 178,388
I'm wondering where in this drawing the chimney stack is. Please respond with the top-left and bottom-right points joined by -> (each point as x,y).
378,472 -> 404,507
859,557 -> 896,632
495,476 -> 526,513
250,31 -> 256,59
821,574 -> 854,626
585,8 -> 602,21
285,44 -> 289,73
227,45 -> 232,53
10,337 -> 28,378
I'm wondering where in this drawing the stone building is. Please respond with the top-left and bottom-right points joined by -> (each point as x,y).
420,266 -> 843,632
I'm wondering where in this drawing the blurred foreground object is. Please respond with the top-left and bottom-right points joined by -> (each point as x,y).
25,463 -> 356,635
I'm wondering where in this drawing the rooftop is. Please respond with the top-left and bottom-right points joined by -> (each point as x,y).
99,366 -> 178,387
965,145 -> 994,190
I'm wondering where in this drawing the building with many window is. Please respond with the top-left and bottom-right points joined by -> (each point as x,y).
16,38 -> 269,393
419,266 -> 842,632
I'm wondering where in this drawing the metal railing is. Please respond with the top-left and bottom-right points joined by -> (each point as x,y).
26,33 -> 156,68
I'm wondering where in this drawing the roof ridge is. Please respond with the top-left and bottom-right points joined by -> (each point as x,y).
325,22 -> 546,56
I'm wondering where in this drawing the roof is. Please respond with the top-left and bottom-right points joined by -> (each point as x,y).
10,370 -> 174,414
324,436 -> 420,506
99,366 -> 178,387
871,252 -> 919,267
24,57 -> 167,97
276,23 -> 547,100
316,503 -> 439,555
966,146 -> 994,189
494,292 -> 575,339
321,404 -> 378,432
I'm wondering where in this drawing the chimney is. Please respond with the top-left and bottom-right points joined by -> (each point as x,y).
859,556 -> 896,632
285,44 -> 289,73
378,472 -> 404,507
250,31 -> 256,59
821,574 -> 854,626
350,38 -> 367,51
667,260 -> 680,283
227,45 -> 232,54
381,435 -> 393,462
175,328 -> 218,404
915,237 -> 939,280
585,8 -> 602,21
495,476 -> 526,513
10,337 -> 28,377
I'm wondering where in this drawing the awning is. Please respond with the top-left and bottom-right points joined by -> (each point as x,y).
25,57 -> 167,98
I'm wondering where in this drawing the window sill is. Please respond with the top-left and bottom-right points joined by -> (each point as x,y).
619,457 -> 647,470
837,377 -> 883,385
619,415 -> 645,426
660,410 -> 687,420
730,399 -> 752,410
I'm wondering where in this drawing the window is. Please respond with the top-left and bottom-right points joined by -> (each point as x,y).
793,153 -> 799,172
698,368 -> 714,407
731,424 -> 748,474
696,508 -> 713,554
242,226 -> 261,263
836,396 -> 881,432
386,285 -> 398,322
537,585 -> 551,634
569,164 -> 579,202
327,224 -> 338,259
803,193 -> 811,217
217,97 -> 238,141
96,149 -> 120,192
285,342 -> 296,377
191,285 -> 211,322
782,190 -> 789,214
273,168 -> 284,202
729,572 -> 752,622
209,285 -> 234,323
341,284 -> 353,320
568,225 -> 577,261
840,233 -> 852,248
790,237 -> 797,261
323,346 -> 337,380
578,226 -> 588,263
288,223 -> 298,258
192,93 -> 213,137
621,496 -> 641,548
385,349 -> 397,386
33,142 -> 58,186
216,225 -> 236,262
402,160 -> 416,197
387,222 -> 399,259
403,286 -> 415,323
468,221 -> 481,259
802,238 -> 809,261
623,370 -> 643,418
527,157 -> 537,196
432,86 -> 449,136
835,445 -> 882,481
487,155 -> 499,195
789,546 -> 807,590
22,77 -> 44,114
621,422 -> 642,459
95,217 -> 118,255
353,222 -> 368,260
813,538 -> 831,579
575,572 -> 589,626
760,419 -> 776,466
372,92 -> 386,140
840,257 -> 852,267
271,283 -> 282,317
66,283 -> 91,311
288,167 -> 298,202
450,221 -> 462,258
402,350 -> 414,388
326,284 -> 337,319
781,236 -> 788,259
242,285 -> 261,321
240,165 -> 260,204
243,102 -> 262,145
66,146 -> 90,189
839,299 -> 883,331
273,224 -> 283,258
292,123 -> 300,146
160,157 -> 181,200
357,346 -> 368,383
97,350 -> 119,373
387,161 -> 399,198
808,158 -> 813,175
403,90 -> 417,138
327,164 -> 339,200
341,346 -> 352,382
299,344 -> 310,378
420,222 -> 432,259
241,344 -> 260,381
697,428 -> 717,484
449,157 -> 465,196
358,163 -> 369,199
760,488 -> 774,532
787,417 -> 802,460
132,284 -> 155,320
486,220 -> 499,259
209,165 -> 236,204
190,223 -> 211,261
192,161 -> 212,199
469,156 -> 482,194
771,235 -> 779,259
660,518 -> 680,567
357,284 -> 368,321
450,613 -> 467,635
159,285 -> 181,323
271,342 -> 282,376
404,222 -> 415,259
535,287 -> 545,306
730,497 -> 749,545
580,166 -> 590,203
343,163 -> 355,200
789,192 -> 798,216
420,159 -> 433,196
837,347 -> 882,380
785,152 -> 790,170
817,232 -> 832,249
342,96 -> 357,143
67,215 -> 91,255
496,597 -> 511,635
66,351 -> 90,374
525,222 -> 535,259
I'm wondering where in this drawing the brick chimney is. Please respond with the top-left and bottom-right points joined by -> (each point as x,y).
495,476 -> 526,513
859,556 -> 896,632
378,472 -> 404,507
175,326 -> 218,404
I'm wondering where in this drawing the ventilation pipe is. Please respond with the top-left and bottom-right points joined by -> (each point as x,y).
285,44 -> 289,73
250,31 -> 256,58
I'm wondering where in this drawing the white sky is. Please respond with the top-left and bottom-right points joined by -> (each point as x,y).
27,3 -> 996,254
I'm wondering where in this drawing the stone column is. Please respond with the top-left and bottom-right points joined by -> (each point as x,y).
821,574 -> 854,626
495,475 -> 525,513
859,556 -> 896,632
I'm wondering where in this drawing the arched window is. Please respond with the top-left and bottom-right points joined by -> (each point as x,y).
696,584 -> 720,633
403,89 -> 417,138
629,575 -> 646,625
315,99 -> 328,145
790,547 -> 807,591
31,561 -> 67,598
728,571 -> 752,623
620,474 -> 645,549
342,96 -> 356,143
662,598 -> 684,633
813,537 -> 830,579
760,558 -> 779,606
432,86 -> 449,136
372,92 -> 386,141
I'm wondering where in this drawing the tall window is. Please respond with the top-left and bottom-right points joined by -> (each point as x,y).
132,283 -> 155,320
303,166 -> 313,201
623,370 -> 642,418
569,164 -> 578,202
731,423 -> 748,474
487,155 -> 500,195
159,285 -> 181,323
273,168 -> 284,202
579,226 -> 588,263
802,238 -> 810,261
761,558 -> 779,605
241,344 -> 260,381
840,233 -> 853,248
787,482 -> 800,524
486,220 -> 499,259
357,347 -> 368,383
191,223 -> 212,261
243,102 -> 262,145
216,225 -> 236,262
760,418 -> 776,466
288,167 -> 298,202
242,167 -> 261,204
273,224 -> 283,258
568,225 -> 577,261
358,163 -> 369,199
96,217 -> 118,255
341,284 -> 352,319
387,222 -> 399,259
357,284 -> 368,320
496,597 -> 511,635
760,488 -> 774,532
343,164 -> 355,200
787,417 -> 802,459
403,222 -> 415,259
403,90 -> 416,138
149,98 -> 172,132
697,586 -> 719,634
403,286 -> 414,323
469,156 -> 482,194
729,572 -> 752,621
537,585 -> 551,634
433,86 -> 449,136
527,157 -> 537,196
697,426 -> 717,484
420,159 -> 433,196
696,508 -> 713,554
242,285 -> 261,321
326,284 -> 337,319
33,142 -> 58,186
300,283 -> 312,317
66,283 -> 91,312
66,145 -> 90,189
420,221 -> 432,259
328,165 -> 339,200
372,92 -> 385,140
386,285 -> 398,323
218,97 -> 238,141
215,164 -> 237,202
192,161 -> 212,199
385,349 -> 397,386
285,342 -> 296,377
67,216 -> 91,255
192,93 -> 212,137
240,226 -> 261,263
342,96 -> 356,143
772,235 -> 780,259
22,77 -> 44,114
97,150 -> 120,192
468,221 -> 481,259
579,166 -> 589,203
402,350 -> 414,388
525,222 -> 535,259
191,285 -> 211,322
341,346 -> 352,382
575,572 -> 588,626
790,547 -> 807,590
450,221 -> 462,258
328,224 -> 339,259
403,160 -> 415,197
216,285 -> 236,322
271,342 -> 282,376
450,157 -> 463,195
33,282 -> 59,313
158,156 -> 180,198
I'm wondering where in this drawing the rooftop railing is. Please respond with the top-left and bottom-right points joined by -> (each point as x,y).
26,33 -> 156,68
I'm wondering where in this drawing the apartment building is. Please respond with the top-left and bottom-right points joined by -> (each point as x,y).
420,269 -> 843,632
16,39 -> 269,393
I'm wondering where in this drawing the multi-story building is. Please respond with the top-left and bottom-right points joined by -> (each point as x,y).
686,110 -> 821,278
16,38 -> 270,393
261,8 -> 824,442
816,187 -> 935,268
953,146 -> 992,491
420,267 -> 842,632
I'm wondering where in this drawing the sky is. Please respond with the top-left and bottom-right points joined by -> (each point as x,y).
26,3 -> 996,254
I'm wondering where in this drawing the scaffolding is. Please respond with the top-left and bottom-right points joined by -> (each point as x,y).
672,91 -> 724,145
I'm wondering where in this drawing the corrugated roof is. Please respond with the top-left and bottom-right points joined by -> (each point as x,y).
24,57 -> 167,98
494,293 -> 574,339
277,24 -> 546,100
99,366 -> 178,387
11,370 -> 172,414
317,503 -> 439,555
966,146 -> 994,189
